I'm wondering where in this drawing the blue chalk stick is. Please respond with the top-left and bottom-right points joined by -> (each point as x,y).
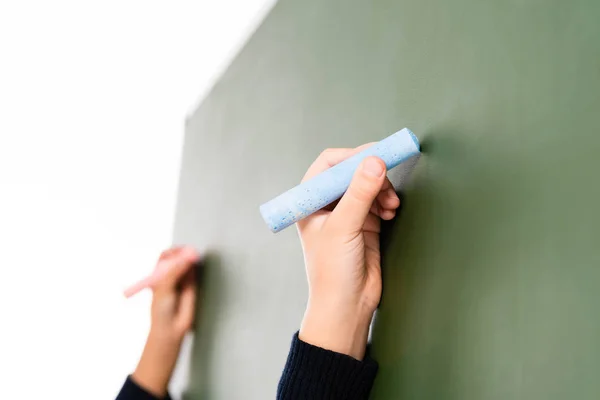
259,128 -> 420,233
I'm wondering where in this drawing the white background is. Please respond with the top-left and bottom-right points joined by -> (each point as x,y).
0,1 -> 274,398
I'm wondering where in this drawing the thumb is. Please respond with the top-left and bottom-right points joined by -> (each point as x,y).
330,156 -> 386,233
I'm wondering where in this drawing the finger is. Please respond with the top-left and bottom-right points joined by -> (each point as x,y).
369,192 -> 400,220
362,211 -> 381,233
160,246 -> 200,288
302,143 -> 375,182
157,246 -> 185,263
329,187 -> 395,219
376,184 -> 400,211
176,270 -> 197,332
329,157 -> 387,233
125,246 -> 199,298
380,209 -> 396,220
298,143 -> 376,232
369,201 -> 380,216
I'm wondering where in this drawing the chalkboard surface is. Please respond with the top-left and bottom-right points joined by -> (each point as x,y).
173,0 -> 600,398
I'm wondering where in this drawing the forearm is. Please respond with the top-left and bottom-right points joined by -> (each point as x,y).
131,330 -> 182,398
118,246 -> 197,400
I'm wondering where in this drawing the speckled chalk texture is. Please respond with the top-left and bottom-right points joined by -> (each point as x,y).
260,128 -> 420,232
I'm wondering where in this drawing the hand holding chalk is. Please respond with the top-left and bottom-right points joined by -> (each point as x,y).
296,148 -> 401,360
123,246 -> 200,298
129,246 -> 200,397
260,128 -> 420,232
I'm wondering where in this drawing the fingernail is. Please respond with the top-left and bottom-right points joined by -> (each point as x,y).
362,157 -> 384,177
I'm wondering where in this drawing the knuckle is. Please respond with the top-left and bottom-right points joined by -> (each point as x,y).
318,148 -> 336,159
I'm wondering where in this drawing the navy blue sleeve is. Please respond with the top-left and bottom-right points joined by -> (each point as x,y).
277,332 -> 379,399
116,376 -> 172,400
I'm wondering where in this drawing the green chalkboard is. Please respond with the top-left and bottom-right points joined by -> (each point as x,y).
173,0 -> 600,398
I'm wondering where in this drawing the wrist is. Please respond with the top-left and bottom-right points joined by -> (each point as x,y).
299,299 -> 374,360
148,325 -> 186,348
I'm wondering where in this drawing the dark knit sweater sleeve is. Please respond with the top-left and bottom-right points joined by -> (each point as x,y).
277,332 -> 379,399
116,376 -> 172,400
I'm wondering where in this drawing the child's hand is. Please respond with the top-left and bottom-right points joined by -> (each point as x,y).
132,246 -> 200,398
148,246 -> 200,341
297,146 -> 400,360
